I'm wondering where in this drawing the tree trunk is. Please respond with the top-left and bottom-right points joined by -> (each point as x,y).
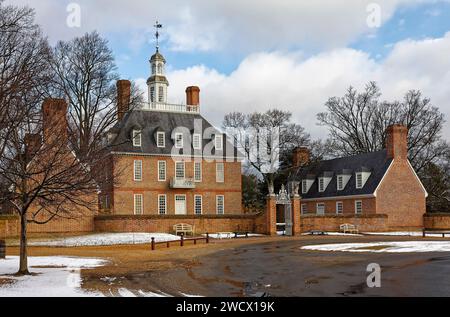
18,211 -> 29,275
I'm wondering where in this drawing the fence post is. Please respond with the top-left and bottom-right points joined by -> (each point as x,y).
206,233 -> 209,244
167,241 -> 170,248
181,233 -> 184,247
151,237 -> 155,251
0,240 -> 5,259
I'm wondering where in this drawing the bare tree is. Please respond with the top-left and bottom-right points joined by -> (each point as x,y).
47,32 -> 142,159
223,109 -> 311,194
317,82 -> 449,174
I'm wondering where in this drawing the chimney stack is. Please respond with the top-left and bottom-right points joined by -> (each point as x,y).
117,80 -> 131,120
186,86 -> 200,107
292,147 -> 310,168
42,98 -> 68,144
386,124 -> 408,160
24,133 -> 42,161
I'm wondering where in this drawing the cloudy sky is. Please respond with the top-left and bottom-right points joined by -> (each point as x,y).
7,0 -> 450,139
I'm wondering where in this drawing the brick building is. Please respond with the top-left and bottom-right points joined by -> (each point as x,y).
290,125 -> 428,230
99,48 -> 243,217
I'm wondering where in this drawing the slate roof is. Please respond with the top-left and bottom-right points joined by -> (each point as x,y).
107,110 -> 242,159
291,150 -> 392,199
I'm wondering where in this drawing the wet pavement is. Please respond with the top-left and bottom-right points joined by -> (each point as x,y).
83,236 -> 450,297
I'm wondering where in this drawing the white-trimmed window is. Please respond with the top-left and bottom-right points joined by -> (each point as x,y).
193,134 -> 202,150
134,160 -> 143,181
318,178 -> 325,192
215,134 -> 223,151
302,180 -> 307,194
158,86 -> 164,102
133,130 -> 142,147
356,173 -> 363,189
150,87 -> 155,102
216,163 -> 225,183
194,162 -> 202,182
337,176 -> 344,191
194,195 -> 203,215
355,201 -> 363,214
157,132 -> 165,148
301,204 -> 307,215
158,161 -> 166,181
158,195 -> 167,215
175,133 -> 183,149
316,203 -> 325,215
216,195 -> 225,215
134,194 -> 143,215
336,202 -> 344,215
175,161 -> 185,180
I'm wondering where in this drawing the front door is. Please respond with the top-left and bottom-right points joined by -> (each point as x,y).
175,195 -> 187,215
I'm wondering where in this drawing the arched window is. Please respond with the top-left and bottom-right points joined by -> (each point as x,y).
150,87 -> 155,102
158,86 -> 164,102
152,64 -> 156,75
157,64 -> 163,74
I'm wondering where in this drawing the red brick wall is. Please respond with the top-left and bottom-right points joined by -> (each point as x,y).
376,160 -> 426,229
300,214 -> 388,232
424,214 -> 450,230
94,214 -> 261,234
300,198 -> 376,215
109,155 -> 243,215
0,216 -> 19,238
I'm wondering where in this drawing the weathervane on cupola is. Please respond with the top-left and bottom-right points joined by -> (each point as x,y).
154,20 -> 163,52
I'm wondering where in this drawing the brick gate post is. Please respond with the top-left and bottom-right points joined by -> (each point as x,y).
291,196 -> 301,236
266,195 -> 277,236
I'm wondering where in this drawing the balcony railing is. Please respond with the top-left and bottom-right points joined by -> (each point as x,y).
170,177 -> 196,189
139,102 -> 200,114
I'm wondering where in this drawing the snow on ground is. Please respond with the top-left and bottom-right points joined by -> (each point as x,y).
302,241 -> 450,253
202,233 -> 264,239
0,256 -> 106,297
29,233 -> 181,247
364,232 -> 447,237
301,232 -> 363,237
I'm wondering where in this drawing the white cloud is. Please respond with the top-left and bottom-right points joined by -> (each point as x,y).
138,32 -> 450,140
5,0 -> 426,52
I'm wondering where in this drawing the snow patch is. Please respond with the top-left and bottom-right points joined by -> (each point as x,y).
29,233 -> 181,247
364,231 -> 447,237
302,241 -> 450,253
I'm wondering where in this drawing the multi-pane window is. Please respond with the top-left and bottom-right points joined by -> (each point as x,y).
337,176 -> 344,191
175,161 -> 185,180
193,134 -> 202,150
152,64 -> 156,75
301,204 -> 307,215
157,64 -> 163,74
356,173 -> 363,189
216,195 -> 225,215
158,195 -> 167,215
134,160 -> 143,181
316,203 -> 325,215
158,161 -> 166,181
215,135 -> 223,151
194,195 -> 203,215
302,180 -> 308,194
158,86 -> 164,102
175,133 -> 183,149
355,201 -> 363,214
133,130 -> 142,147
216,163 -> 225,183
150,87 -> 155,102
134,194 -> 143,215
157,132 -> 165,148
318,178 -> 325,192
336,202 -> 344,215
101,195 -> 110,210
194,162 -> 202,182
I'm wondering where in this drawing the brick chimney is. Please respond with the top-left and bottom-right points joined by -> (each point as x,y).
24,133 -> 42,161
386,124 -> 408,160
186,86 -> 200,107
292,147 -> 310,168
42,98 -> 68,144
117,80 -> 131,120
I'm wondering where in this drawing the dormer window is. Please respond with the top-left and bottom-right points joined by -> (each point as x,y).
175,133 -> 183,149
215,135 -> 223,151
355,169 -> 372,189
133,130 -> 142,147
337,176 -> 344,191
302,177 -> 315,194
193,134 -> 202,150
157,132 -> 165,148
318,178 -> 325,192
302,180 -> 307,194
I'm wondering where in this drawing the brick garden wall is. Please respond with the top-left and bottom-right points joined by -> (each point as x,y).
424,213 -> 450,230
94,213 -> 265,235
0,216 -> 19,238
300,214 -> 389,232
